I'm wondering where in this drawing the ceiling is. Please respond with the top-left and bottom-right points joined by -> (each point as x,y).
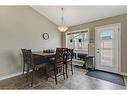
32,6 -> 127,27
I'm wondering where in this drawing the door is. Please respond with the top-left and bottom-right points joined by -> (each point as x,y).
95,24 -> 121,73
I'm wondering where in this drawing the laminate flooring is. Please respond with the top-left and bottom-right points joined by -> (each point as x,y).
0,64 -> 126,89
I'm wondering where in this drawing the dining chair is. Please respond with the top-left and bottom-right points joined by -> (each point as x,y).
65,49 -> 73,78
25,49 -> 45,87
46,48 -> 68,84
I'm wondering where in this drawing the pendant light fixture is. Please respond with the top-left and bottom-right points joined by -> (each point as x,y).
58,8 -> 68,32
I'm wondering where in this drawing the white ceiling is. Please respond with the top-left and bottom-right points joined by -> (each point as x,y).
32,6 -> 127,27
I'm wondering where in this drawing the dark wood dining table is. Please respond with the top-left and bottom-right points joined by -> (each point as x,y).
32,51 -> 55,64
33,51 -> 55,57
31,51 -> 55,75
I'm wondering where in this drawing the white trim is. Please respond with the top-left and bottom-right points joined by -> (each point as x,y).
118,23 -> 122,73
0,72 -> 22,81
120,72 -> 127,76
67,28 -> 89,33
95,23 -> 121,30
65,28 -> 89,48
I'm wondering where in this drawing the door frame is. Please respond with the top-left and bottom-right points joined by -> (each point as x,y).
95,23 -> 121,74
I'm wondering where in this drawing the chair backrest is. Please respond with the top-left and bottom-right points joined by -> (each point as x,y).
25,49 -> 33,66
21,49 -> 27,64
55,48 -> 68,64
67,49 -> 73,60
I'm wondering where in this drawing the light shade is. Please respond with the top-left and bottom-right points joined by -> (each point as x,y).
58,25 -> 68,32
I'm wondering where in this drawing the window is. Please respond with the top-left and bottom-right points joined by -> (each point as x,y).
66,30 -> 89,54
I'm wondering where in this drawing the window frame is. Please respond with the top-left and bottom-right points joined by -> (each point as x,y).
65,28 -> 89,51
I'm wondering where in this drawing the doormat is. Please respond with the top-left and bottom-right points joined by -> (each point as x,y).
86,69 -> 125,86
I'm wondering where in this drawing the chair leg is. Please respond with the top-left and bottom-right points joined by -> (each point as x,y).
31,67 -> 35,87
65,63 -> 68,78
54,66 -> 58,84
23,62 -> 25,75
26,64 -> 30,82
54,71 -> 57,84
63,64 -> 65,80
23,63 -> 27,82
55,75 -> 57,84
71,61 -> 73,75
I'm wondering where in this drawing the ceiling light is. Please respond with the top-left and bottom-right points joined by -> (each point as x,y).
58,8 -> 68,32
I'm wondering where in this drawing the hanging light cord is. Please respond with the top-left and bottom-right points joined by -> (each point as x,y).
61,8 -> 64,25
58,8 -> 68,32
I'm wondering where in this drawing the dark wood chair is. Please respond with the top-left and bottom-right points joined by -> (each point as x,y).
25,49 -> 45,86
65,49 -> 73,78
46,48 -> 68,84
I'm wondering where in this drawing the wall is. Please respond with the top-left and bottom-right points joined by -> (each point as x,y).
0,6 -> 62,78
65,14 -> 127,73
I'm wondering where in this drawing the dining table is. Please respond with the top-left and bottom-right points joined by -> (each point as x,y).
32,51 -> 55,65
32,51 -> 56,74
33,51 -> 55,57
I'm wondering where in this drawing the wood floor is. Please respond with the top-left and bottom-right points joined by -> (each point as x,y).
0,64 -> 126,89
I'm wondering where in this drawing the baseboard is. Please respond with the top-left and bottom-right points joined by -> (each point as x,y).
120,72 -> 127,76
0,72 -> 22,81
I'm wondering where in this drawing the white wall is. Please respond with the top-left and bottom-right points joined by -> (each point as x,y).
0,6 -> 62,77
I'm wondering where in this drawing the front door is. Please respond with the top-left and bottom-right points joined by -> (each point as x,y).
95,23 -> 121,73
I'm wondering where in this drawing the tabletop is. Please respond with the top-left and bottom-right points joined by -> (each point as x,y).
32,51 -> 55,57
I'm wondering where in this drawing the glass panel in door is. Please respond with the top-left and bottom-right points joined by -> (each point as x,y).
100,31 -> 113,67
